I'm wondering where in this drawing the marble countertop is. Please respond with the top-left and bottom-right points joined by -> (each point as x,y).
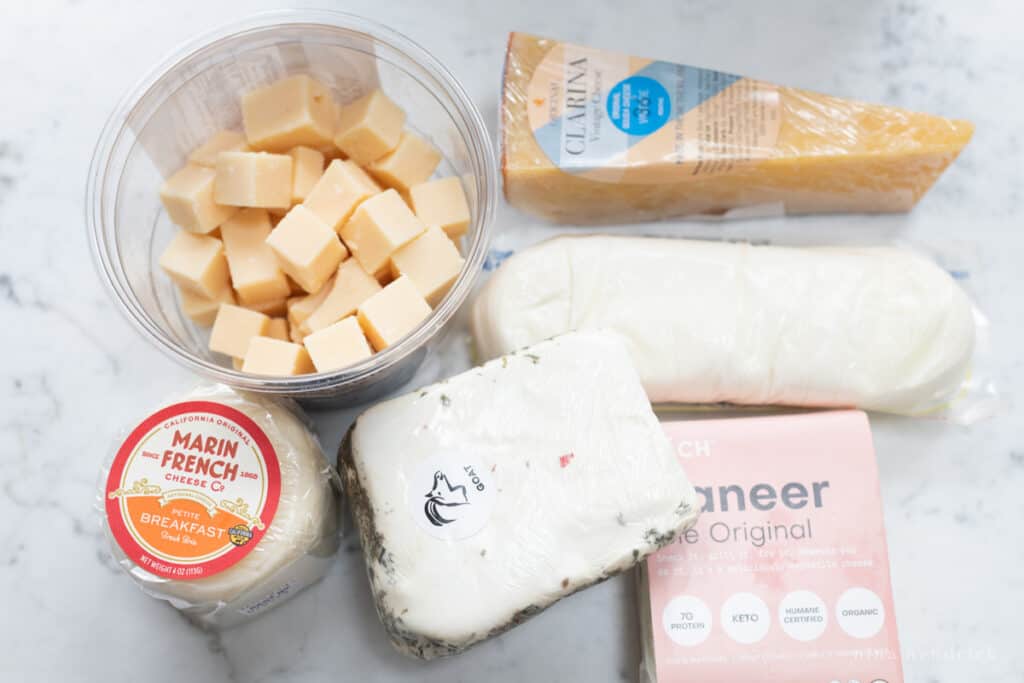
2,0 -> 1022,680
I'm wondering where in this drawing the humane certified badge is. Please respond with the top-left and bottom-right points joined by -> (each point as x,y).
408,454 -> 496,541
228,524 -> 253,547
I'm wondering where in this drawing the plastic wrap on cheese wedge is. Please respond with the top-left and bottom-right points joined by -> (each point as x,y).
339,331 -> 700,659
100,384 -> 340,628
472,236 -> 976,416
501,32 -> 974,223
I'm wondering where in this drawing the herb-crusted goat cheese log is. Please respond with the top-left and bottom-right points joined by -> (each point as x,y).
339,331 -> 699,658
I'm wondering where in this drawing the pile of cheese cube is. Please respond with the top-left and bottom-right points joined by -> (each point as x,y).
157,75 -> 471,376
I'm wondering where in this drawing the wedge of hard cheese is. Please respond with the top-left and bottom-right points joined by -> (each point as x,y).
502,32 -> 974,223
339,331 -> 699,658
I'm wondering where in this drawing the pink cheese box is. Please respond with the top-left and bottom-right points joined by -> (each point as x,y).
639,410 -> 903,683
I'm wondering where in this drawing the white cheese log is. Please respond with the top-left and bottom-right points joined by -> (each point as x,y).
103,385 -> 339,627
472,236 -> 975,415
339,331 -> 699,658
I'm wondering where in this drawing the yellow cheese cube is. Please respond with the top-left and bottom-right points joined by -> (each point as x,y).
214,151 -> 293,209
232,356 -> 244,370
390,227 -> 464,306
241,337 -> 314,376
334,89 -> 406,164
286,275 -> 306,295
159,231 -> 231,299
289,146 -> 325,203
304,316 -> 374,372
320,141 -> 346,161
178,285 -> 236,327
265,317 -> 290,341
367,131 -> 441,192
220,208 -> 291,304
286,275 -> 335,329
160,165 -> 239,234
409,176 -> 471,239
303,259 -> 382,333
302,159 -> 380,232
244,297 -> 288,317
266,205 -> 348,294
188,130 -> 249,167
356,275 -> 431,351
241,75 -> 338,153
340,189 -> 425,277
209,303 -> 271,358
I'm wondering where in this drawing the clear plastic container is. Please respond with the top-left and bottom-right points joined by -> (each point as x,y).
86,10 -> 496,406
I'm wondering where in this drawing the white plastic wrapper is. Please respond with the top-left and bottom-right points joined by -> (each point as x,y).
339,331 -> 700,658
98,384 -> 340,628
473,235 -> 980,417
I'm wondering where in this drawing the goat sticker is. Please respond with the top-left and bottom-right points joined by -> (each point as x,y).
409,455 -> 496,540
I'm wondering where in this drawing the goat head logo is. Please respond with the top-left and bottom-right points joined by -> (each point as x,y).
423,470 -> 469,527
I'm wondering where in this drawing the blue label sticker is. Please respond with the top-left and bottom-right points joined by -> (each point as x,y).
606,76 -> 671,136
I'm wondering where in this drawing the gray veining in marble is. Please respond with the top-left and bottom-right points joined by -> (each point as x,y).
1,0 -> 1022,681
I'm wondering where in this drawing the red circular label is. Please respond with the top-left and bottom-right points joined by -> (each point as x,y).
105,401 -> 281,580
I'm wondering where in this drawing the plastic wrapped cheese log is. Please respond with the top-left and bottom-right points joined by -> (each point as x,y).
502,33 -> 973,223
101,384 -> 339,628
339,331 -> 700,658
472,236 -> 975,415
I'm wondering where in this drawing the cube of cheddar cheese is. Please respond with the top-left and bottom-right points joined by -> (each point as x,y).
265,317 -> 290,342
303,159 -> 380,232
159,231 -> 231,299
160,165 -> 239,234
390,227 -> 464,305
341,189 -> 425,278
286,275 -> 306,295
303,258 -> 382,333
241,337 -> 314,376
289,146 -> 325,203
367,131 -> 441,193
266,205 -> 347,294
209,303 -> 270,358
188,130 -> 249,167
286,275 -> 335,331
245,297 -> 288,317
178,285 -> 235,327
334,89 -> 406,165
215,151 -> 293,209
304,316 -> 373,372
241,75 -> 338,153
357,275 -> 431,351
220,208 -> 291,305
409,176 -> 471,239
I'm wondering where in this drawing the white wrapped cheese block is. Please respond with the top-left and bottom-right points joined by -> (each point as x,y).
472,236 -> 975,415
102,385 -> 339,628
339,331 -> 699,658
